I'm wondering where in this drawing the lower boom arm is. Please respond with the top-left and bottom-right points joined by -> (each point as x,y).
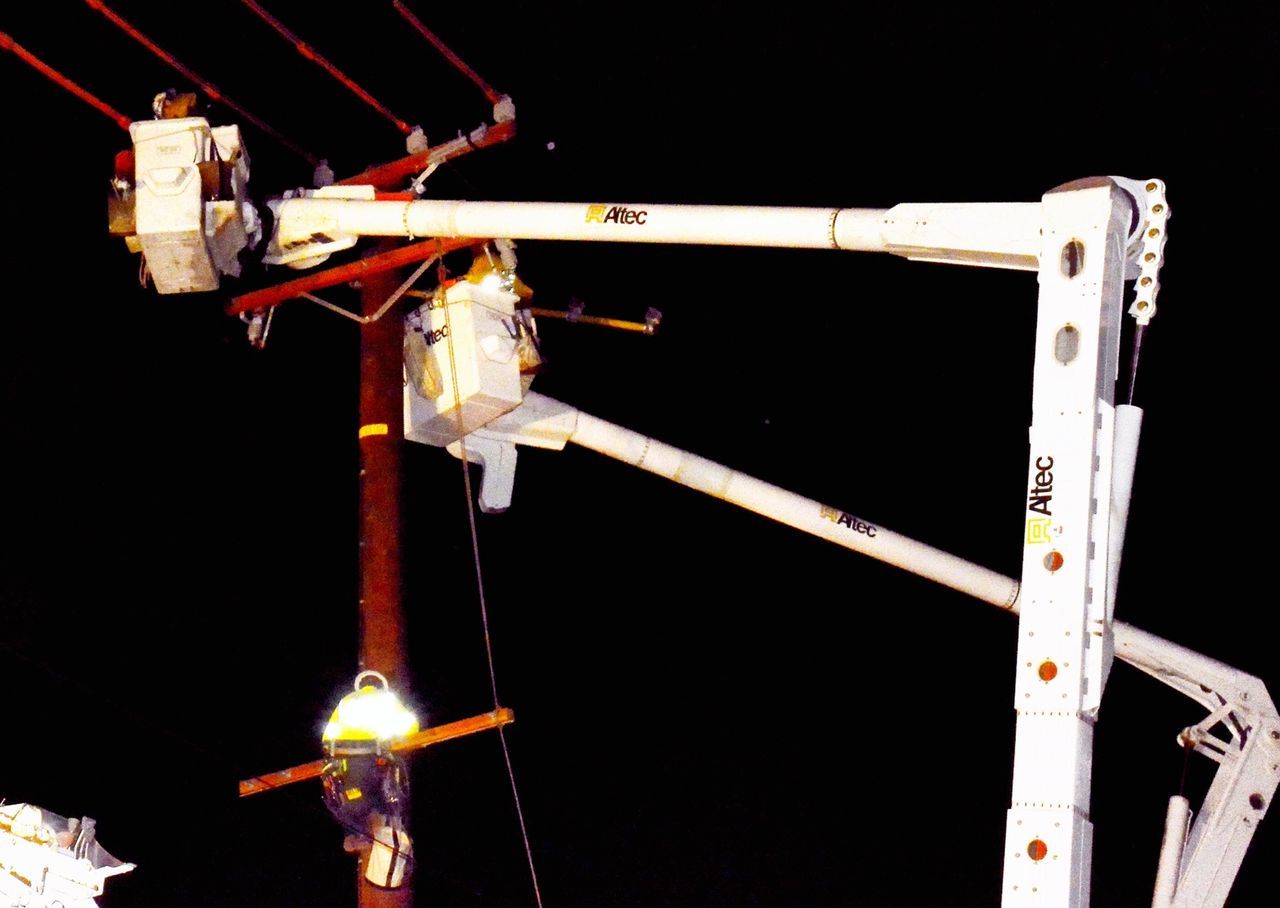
446,390 -> 1277,908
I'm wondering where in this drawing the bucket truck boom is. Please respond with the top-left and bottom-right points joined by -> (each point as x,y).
110,110 -> 1264,908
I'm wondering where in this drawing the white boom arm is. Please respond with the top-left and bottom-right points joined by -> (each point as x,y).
450,390 -> 1278,908
116,115 -> 1149,282
267,196 -> 1049,270
458,392 -> 1022,607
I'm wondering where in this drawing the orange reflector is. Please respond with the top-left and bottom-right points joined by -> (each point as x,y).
1043,550 -> 1064,572
1038,661 -> 1058,682
1027,839 -> 1048,861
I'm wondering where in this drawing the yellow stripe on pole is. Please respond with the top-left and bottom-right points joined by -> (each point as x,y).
359,423 -> 389,439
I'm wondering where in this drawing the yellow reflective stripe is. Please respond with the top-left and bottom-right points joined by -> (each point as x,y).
359,423 -> 389,439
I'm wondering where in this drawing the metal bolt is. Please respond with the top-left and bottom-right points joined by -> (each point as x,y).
1146,182 -> 1158,192
1153,203 -> 1164,213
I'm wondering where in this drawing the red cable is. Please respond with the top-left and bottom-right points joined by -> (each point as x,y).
238,0 -> 413,136
83,0 -> 320,167
336,119 -> 516,189
391,1 -> 502,105
0,30 -> 132,131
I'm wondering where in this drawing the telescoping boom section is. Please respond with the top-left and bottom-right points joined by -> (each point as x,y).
264,194 -> 1046,270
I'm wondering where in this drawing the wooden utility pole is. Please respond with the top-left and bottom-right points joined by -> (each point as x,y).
229,241 -> 518,903
357,248 -> 411,907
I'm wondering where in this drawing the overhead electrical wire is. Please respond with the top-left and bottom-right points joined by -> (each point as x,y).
0,31 -> 131,131
238,0 -> 414,136
391,0 -> 503,105
436,248 -> 546,908
82,0 -> 320,167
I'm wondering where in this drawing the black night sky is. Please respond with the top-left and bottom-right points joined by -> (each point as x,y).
2,3 -> 1277,906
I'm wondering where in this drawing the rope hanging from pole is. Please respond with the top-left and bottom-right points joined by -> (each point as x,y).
436,247 -> 545,908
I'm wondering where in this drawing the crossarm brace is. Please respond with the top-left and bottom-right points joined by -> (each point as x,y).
239,707 -> 514,797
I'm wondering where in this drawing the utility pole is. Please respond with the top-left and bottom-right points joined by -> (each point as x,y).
357,246 -> 412,908
231,240 -> 520,903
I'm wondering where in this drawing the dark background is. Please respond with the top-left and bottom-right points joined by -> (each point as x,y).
2,3 -> 1275,906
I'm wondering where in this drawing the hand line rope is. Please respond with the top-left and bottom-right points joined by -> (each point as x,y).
437,246 -> 545,907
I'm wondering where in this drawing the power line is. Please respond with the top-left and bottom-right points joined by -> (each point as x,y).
0,30 -> 131,131
83,0 -> 321,167
238,0 -> 414,136
391,1 -> 503,105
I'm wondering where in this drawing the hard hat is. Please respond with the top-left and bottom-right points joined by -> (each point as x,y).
465,245 -> 533,301
322,671 -> 419,754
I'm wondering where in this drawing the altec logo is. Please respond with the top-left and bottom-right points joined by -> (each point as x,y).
820,505 -> 878,537
420,324 -> 449,347
1025,517 -> 1052,545
1027,455 -> 1054,516
585,204 -> 648,225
